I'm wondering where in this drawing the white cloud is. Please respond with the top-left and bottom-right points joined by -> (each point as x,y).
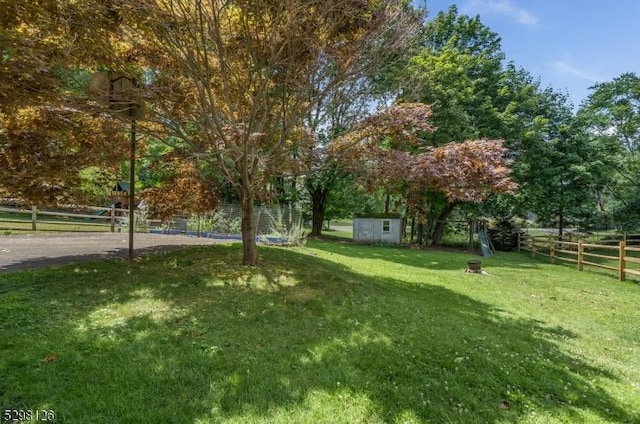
550,61 -> 603,82
462,0 -> 538,26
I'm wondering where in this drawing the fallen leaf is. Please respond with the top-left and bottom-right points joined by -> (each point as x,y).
42,353 -> 58,363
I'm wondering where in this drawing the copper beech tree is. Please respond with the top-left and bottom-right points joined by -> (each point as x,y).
332,103 -> 517,244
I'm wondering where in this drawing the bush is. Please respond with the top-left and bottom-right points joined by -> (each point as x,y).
187,211 -> 242,234
488,217 -> 521,251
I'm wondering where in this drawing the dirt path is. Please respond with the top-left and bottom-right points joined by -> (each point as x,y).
0,232 -> 230,273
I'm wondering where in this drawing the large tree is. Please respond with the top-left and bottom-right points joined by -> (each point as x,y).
0,2 -> 128,203
402,5 -> 506,146
379,5 -> 514,243
515,89 -> 603,235
103,0 -> 420,265
332,103 -> 516,243
577,72 -> 640,229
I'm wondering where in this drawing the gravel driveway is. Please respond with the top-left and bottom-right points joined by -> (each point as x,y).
0,232 -> 229,273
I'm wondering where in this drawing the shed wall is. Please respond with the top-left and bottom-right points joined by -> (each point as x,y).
353,218 -> 402,244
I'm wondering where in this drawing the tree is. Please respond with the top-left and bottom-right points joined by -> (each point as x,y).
143,160 -> 219,222
332,103 -> 516,244
577,72 -> 640,230
402,5 -> 506,145
0,2 -> 130,204
384,6 -> 515,243
304,75 -> 383,236
512,88 -> 605,235
105,0 -> 420,265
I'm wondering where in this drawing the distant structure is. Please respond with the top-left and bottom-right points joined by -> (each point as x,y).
353,214 -> 403,244
111,181 -> 131,209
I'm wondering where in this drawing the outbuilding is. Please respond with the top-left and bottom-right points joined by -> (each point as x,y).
353,214 -> 403,244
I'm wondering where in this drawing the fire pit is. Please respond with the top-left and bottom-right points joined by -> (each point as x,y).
466,259 -> 482,273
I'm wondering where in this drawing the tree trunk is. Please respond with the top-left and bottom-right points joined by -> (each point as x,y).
410,216 -> 415,243
383,193 -> 390,213
310,186 -> 329,236
430,202 -> 458,246
558,209 -> 564,241
241,190 -> 258,265
416,221 -> 424,245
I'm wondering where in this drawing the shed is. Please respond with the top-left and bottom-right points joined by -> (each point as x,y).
353,214 -> 403,244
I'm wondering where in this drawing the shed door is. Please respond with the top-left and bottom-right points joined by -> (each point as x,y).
357,219 -> 374,242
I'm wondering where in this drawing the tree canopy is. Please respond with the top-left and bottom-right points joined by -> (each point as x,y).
2,1 -> 639,255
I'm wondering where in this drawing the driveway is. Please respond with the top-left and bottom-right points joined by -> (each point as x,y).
0,232 -> 230,273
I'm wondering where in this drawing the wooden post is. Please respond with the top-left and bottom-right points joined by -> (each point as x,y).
619,241 -> 626,282
31,206 -> 37,230
549,235 -> 555,264
110,206 -> 116,232
577,239 -> 584,271
530,237 -> 536,258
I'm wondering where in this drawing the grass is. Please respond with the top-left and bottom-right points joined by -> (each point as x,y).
1,239 -> 639,423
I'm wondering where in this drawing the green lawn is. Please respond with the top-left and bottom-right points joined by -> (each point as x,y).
1,240 -> 639,423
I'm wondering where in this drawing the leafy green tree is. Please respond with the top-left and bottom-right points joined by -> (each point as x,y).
403,6 -> 506,146
394,6 -> 513,243
577,72 -> 640,230
303,2 -> 423,237
304,75 -> 373,236
518,90 -> 602,234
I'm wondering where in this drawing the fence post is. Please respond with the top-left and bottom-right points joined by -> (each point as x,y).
110,206 -> 115,233
549,235 -> 555,264
31,206 -> 37,230
577,239 -> 584,271
619,241 -> 626,282
530,237 -> 536,258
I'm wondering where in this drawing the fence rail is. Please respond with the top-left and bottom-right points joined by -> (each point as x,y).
0,203 -> 303,237
518,233 -> 640,282
0,205 -> 129,232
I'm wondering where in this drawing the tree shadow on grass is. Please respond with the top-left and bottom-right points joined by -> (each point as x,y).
0,244 -> 637,423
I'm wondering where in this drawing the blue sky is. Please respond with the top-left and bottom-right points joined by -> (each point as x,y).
423,0 -> 640,109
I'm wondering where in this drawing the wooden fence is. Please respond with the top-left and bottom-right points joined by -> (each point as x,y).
0,205 -> 129,232
518,233 -> 640,282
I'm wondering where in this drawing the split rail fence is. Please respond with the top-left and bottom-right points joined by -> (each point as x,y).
0,205 -> 128,232
518,233 -> 640,282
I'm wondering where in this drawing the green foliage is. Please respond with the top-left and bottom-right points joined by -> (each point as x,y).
488,217 -> 521,251
353,213 -> 402,219
119,209 -> 149,233
264,211 -> 308,246
194,211 -> 242,234
403,5 -> 506,145
577,72 -> 640,230
324,179 -> 382,222
78,166 -> 117,204
513,89 -> 603,232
